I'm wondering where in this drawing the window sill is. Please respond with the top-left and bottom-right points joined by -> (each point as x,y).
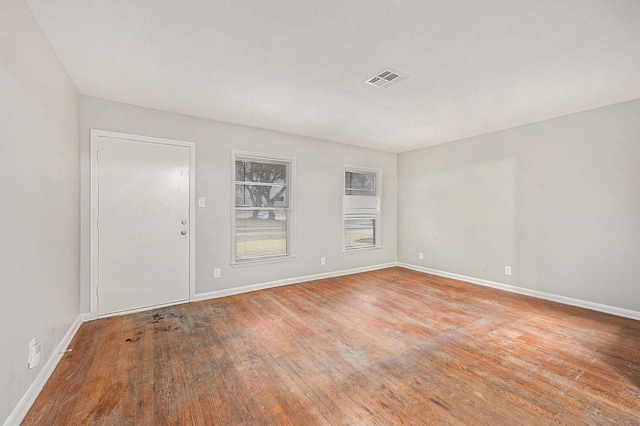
343,245 -> 383,254
230,255 -> 297,268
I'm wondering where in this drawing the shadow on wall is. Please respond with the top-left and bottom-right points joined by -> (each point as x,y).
402,101 -> 640,314
403,149 -> 518,279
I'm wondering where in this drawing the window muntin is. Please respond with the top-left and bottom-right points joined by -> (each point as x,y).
233,153 -> 294,263
344,167 -> 381,251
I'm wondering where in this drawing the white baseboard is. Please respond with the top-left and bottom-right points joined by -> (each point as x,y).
194,262 -> 397,302
4,314 -> 83,426
398,263 -> 640,321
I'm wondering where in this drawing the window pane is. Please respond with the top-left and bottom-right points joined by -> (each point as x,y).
236,209 -> 287,234
235,184 -> 288,208
345,218 -> 375,249
236,233 -> 287,259
234,153 -> 293,262
345,171 -> 375,195
235,160 -> 246,182
236,161 -> 287,184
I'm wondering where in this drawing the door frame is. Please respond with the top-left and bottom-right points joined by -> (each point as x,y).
90,129 -> 196,319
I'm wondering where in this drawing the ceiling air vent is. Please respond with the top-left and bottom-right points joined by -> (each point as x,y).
364,68 -> 407,89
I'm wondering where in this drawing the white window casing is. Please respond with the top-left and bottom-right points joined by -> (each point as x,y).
343,166 -> 382,251
231,150 -> 296,266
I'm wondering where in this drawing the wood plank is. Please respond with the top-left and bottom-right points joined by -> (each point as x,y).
23,267 -> 640,425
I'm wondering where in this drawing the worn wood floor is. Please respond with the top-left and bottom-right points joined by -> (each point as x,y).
24,267 -> 640,425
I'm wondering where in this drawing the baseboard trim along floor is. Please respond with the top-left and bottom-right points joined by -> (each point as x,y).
5,314 -> 83,426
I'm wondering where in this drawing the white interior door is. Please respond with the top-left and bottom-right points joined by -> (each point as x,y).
97,136 -> 191,315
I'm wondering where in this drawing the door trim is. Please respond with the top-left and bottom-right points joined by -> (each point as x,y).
90,129 -> 196,319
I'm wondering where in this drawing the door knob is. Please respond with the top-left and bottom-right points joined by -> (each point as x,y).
180,230 -> 187,236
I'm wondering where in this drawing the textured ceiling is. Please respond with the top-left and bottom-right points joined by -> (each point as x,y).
26,0 -> 640,153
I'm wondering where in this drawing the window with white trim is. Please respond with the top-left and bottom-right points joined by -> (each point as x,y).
233,151 -> 294,264
344,167 -> 381,251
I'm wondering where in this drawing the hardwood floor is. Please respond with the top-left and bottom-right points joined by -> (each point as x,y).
23,267 -> 640,425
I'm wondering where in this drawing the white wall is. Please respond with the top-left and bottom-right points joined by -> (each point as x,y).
398,99 -> 640,313
80,97 -> 397,312
0,0 -> 81,423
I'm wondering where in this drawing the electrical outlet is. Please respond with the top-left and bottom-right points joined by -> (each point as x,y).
419,252 -> 424,260
320,257 -> 326,265
198,197 -> 206,208
505,266 -> 512,276
482,263 -> 488,272
214,268 -> 220,278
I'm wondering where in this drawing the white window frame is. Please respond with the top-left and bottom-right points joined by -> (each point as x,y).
343,165 -> 382,252
231,150 -> 296,267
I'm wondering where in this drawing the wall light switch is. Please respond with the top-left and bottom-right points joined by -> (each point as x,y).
198,197 -> 206,208
28,338 -> 40,369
